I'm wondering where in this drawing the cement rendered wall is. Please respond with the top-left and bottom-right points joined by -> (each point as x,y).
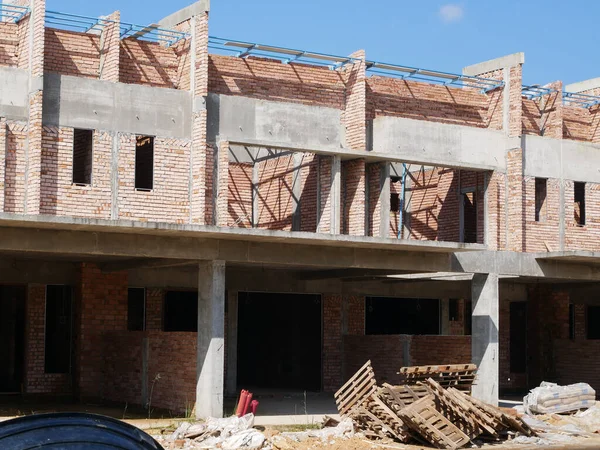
0,67 -> 29,120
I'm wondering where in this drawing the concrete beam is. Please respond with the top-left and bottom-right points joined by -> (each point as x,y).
100,258 -> 197,273
158,0 -> 210,29
565,77 -> 600,94
0,67 -> 29,120
471,273 -> 499,405
463,52 -> 525,76
196,260 -> 225,418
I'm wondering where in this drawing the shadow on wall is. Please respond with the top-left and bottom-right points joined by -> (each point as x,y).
366,80 -> 491,128
207,56 -> 345,108
119,39 -> 178,88
44,29 -> 101,78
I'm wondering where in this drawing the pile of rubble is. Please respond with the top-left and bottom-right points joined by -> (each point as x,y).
335,361 -> 535,449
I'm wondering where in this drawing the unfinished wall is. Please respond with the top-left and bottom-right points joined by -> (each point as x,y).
564,181 -> 600,251
40,127 -> 112,218
119,39 -> 181,88
366,78 -> 499,129
227,162 -> 253,228
117,134 -> 191,223
4,122 -> 27,213
44,29 -> 100,78
24,284 -> 72,394
0,23 -> 19,67
208,55 -> 345,109
256,155 -> 294,231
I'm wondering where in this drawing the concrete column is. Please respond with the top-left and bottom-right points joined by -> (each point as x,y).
471,273 -> 499,405
196,260 -> 225,419
331,155 -> 341,234
225,290 -> 238,396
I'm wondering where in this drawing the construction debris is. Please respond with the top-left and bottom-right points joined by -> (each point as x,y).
524,382 -> 596,415
335,360 -> 535,449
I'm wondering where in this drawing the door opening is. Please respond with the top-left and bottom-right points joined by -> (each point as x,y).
0,286 -> 26,392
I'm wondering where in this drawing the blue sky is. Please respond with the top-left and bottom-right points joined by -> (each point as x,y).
25,0 -> 600,85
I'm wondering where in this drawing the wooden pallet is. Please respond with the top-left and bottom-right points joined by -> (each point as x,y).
379,383 -> 431,412
398,364 -> 478,393
397,395 -> 471,450
424,378 -> 497,439
335,360 -> 377,417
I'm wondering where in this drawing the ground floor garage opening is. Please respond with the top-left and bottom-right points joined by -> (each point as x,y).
0,286 -> 26,393
237,292 -> 322,392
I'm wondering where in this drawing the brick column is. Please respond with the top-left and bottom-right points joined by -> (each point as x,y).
340,50 -> 366,150
190,8 -> 209,224
75,263 -> 128,400
506,149 -> 524,251
317,155 -> 333,233
367,162 -> 389,237
539,81 -> 563,139
591,106 -> 600,144
342,159 -> 366,236
215,141 -> 229,227
24,0 -> 45,214
0,117 -> 5,212
99,11 -> 120,82
322,294 -> 342,392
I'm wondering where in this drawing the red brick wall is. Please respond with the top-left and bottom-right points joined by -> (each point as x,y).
367,163 -> 383,237
208,55 -> 345,109
44,29 -> 100,78
257,155 -> 294,231
228,162 -> 253,228
0,118 -> 5,212
343,334 -> 471,386
499,299 -> 527,391
555,339 -> 600,393
4,122 -> 27,214
40,127 -> 112,218
119,39 -> 180,88
117,135 -> 191,223
565,181 -> 600,251
522,177 -> 561,252
487,171 -> 507,250
17,15 -> 30,69
323,294 -> 342,392
507,149 -> 524,251
367,77 -> 496,129
299,153 -> 318,233
0,22 -> 19,67
25,284 -> 72,394
103,332 -> 143,405
522,98 -> 541,135
564,106 -> 592,141
341,50 -> 366,150
76,263 -> 128,399
341,159 -> 365,236
317,156 -> 333,233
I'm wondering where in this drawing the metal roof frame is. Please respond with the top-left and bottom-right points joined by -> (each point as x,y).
365,61 -> 504,93
208,36 -> 359,69
44,10 -> 188,47
0,3 -> 30,23
563,91 -> 600,109
522,85 -> 556,100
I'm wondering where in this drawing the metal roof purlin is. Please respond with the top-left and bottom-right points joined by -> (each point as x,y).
0,3 -> 30,23
563,91 -> 600,109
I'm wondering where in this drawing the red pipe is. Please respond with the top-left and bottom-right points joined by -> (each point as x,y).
242,391 -> 253,415
236,390 -> 248,417
250,400 -> 259,415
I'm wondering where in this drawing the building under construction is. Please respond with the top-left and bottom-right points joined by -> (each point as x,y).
1,0 -> 600,418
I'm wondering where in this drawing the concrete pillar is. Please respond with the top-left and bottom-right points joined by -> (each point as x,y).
225,290 -> 238,396
471,273 -> 499,405
196,260 -> 225,419
380,163 -> 391,238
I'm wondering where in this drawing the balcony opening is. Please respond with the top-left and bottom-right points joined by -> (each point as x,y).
72,129 -> 93,185
135,135 -> 154,191
127,288 -> 146,331
461,191 -> 477,243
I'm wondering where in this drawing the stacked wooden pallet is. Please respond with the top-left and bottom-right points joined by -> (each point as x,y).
335,361 -> 535,450
398,364 -> 478,393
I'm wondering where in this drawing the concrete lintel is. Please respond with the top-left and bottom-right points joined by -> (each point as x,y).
565,77 -> 600,94
100,258 -> 197,272
158,0 -> 210,29
463,52 -> 525,76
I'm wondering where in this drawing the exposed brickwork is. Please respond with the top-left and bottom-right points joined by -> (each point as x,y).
539,81 -> 563,139
103,332 -> 143,405
26,91 -> 43,214
24,284 -> 72,394
208,55 -> 345,109
499,299 -> 527,391
506,149 -> 524,251
565,181 -> 600,250
40,127 -> 111,218
228,162 -> 253,228
99,11 -> 120,82
145,288 -> 163,332
346,296 -> 365,335
17,14 -> 30,69
44,29 -> 100,78
120,39 -> 179,88
0,118 -> 5,212
257,155 -> 294,231
317,156 -> 333,234
367,163 -> 383,237
341,50 -> 366,150
117,134 -> 191,223
344,335 -> 471,385
322,294 -> 342,392
341,159 -> 365,236
522,177 -> 560,252
4,122 -> 27,213
215,141 -> 229,227
0,23 -> 19,67
487,171 -> 506,250
194,11 -> 209,97
299,153 -> 318,232
563,106 -> 591,141
76,263 -> 128,399
555,339 -> 600,394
